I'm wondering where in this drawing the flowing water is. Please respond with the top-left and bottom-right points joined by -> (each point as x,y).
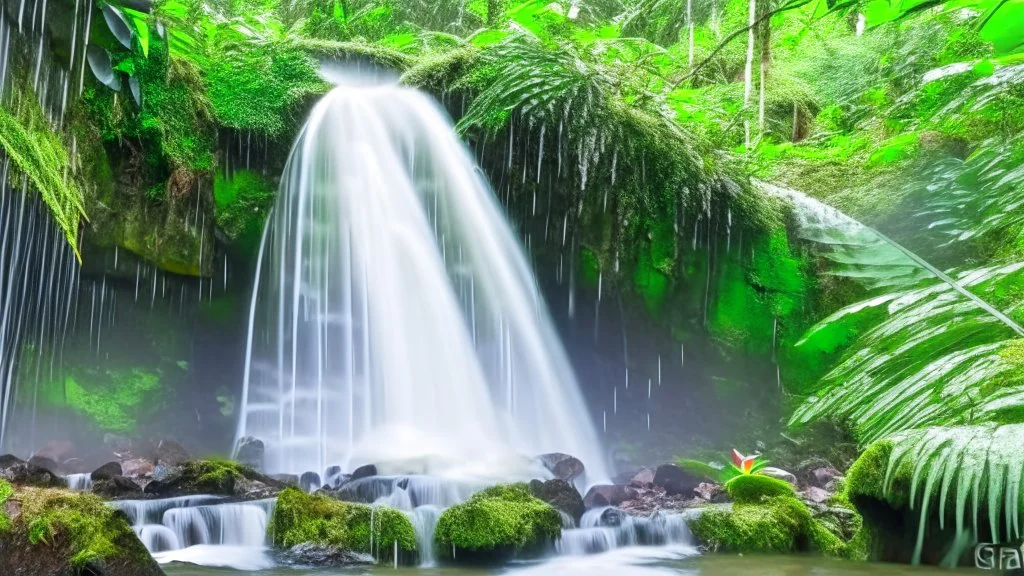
161,552 -> 975,576
234,77 -> 608,482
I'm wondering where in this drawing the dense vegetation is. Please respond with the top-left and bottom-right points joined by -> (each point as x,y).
3,0 -> 1024,566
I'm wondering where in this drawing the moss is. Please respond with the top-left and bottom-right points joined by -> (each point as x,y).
214,170 -> 276,251
0,480 -> 13,533
42,368 -> 162,434
0,84 -> 86,257
176,460 -> 252,494
434,483 -> 561,561
270,488 -> 416,563
689,496 -> 854,558
674,458 -> 722,482
725,474 -> 796,504
845,440 -> 913,510
10,486 -> 149,566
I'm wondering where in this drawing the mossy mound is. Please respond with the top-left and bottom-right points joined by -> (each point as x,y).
724,474 -> 796,504
434,483 -> 562,563
270,487 -> 417,565
687,496 -> 850,558
0,482 -> 162,575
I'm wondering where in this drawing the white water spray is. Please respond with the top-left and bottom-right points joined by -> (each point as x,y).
235,78 -> 608,481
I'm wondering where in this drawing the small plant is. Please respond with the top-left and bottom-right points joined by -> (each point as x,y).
721,449 -> 768,482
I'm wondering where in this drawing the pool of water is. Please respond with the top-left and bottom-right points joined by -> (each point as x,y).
162,548 -> 976,576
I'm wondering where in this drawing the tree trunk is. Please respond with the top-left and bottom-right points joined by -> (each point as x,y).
743,0 -> 756,148
687,0 -> 695,66
758,16 -> 771,136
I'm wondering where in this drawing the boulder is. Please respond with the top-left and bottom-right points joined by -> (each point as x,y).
350,464 -> 377,481
803,486 -> 830,504
598,507 -> 626,527
27,455 -> 63,475
583,484 -> 638,508
300,471 -> 321,492
235,436 -> 265,471
144,460 -> 285,499
0,482 -> 162,576
529,478 -> 584,522
121,458 -> 155,478
653,464 -> 701,496
32,440 -> 75,464
810,467 -> 842,488
92,476 -> 144,499
759,467 -> 798,487
323,466 -> 344,488
538,453 -> 584,483
0,458 -> 64,488
154,439 -> 191,467
271,473 -> 300,487
0,454 -> 24,469
629,468 -> 655,488
694,482 -> 727,502
91,461 -> 124,482
274,543 -> 374,567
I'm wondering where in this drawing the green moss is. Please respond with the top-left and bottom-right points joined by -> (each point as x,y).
270,488 -> 417,563
434,483 -> 561,561
12,486 -> 149,566
845,440 -> 912,510
59,369 -> 162,434
675,458 -> 722,482
0,480 -> 13,533
214,170 -> 276,251
579,247 -> 600,287
725,474 -> 796,504
0,84 -> 85,257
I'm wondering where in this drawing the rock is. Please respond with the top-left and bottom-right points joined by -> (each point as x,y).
529,478 -> 584,522
27,455 -> 63,475
803,486 -> 830,504
629,468 -> 656,488
61,458 -> 89,474
824,478 -> 842,493
0,454 -> 24,469
599,507 -> 626,526
144,460 -> 285,499
350,464 -> 377,480
538,453 -> 585,483
810,467 -> 842,488
0,458 -> 64,488
155,439 -> 191,467
271,473 -> 300,486
323,466 -> 343,487
300,471 -> 321,492
32,440 -> 75,464
583,484 -> 638,508
274,543 -> 374,567
694,482 -> 726,502
121,458 -> 155,478
759,467 -> 798,487
92,461 -> 124,482
235,436 -> 265,471
0,484 -> 163,576
92,476 -> 144,499
653,464 -> 701,496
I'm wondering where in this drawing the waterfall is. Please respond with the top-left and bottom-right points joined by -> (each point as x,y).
555,507 -> 694,556
65,473 -> 92,491
235,77 -> 609,482
110,496 -> 277,570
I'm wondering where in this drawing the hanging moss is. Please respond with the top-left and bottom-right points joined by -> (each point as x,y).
27,368 -> 163,435
214,170 -> 276,252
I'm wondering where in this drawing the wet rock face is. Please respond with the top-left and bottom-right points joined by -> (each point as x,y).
538,453 -> 585,483
629,468 -> 656,488
274,543 -> 374,568
154,439 -> 191,468
653,464 -> 702,496
121,458 -> 155,479
583,484 -> 638,508
235,436 -> 265,471
350,464 -> 377,481
300,471 -> 321,492
529,478 -> 585,522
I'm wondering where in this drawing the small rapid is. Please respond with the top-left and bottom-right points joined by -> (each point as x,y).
556,507 -> 694,556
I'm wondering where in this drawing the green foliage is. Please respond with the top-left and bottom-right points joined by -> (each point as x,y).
270,488 -> 416,562
434,483 -> 561,559
214,170 -> 276,249
675,458 -> 723,482
59,369 -> 162,434
0,480 -> 13,533
725,473 -> 796,503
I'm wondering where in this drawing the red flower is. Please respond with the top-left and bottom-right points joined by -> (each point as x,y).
732,449 -> 758,474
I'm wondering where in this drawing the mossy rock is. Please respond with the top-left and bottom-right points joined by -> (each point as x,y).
844,440 -> 912,510
0,481 -> 162,575
143,459 -> 283,498
270,487 -> 417,565
725,474 -> 796,504
434,483 -> 562,563
687,496 -> 851,558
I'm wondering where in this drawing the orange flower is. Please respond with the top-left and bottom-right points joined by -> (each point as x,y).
732,449 -> 758,474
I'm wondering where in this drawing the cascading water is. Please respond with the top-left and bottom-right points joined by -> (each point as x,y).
111,496 -> 277,570
235,76 -> 609,482
556,507 -> 694,556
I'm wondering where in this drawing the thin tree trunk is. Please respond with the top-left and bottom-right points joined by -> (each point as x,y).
687,0 -> 695,66
743,0 -> 756,148
758,16 -> 771,136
